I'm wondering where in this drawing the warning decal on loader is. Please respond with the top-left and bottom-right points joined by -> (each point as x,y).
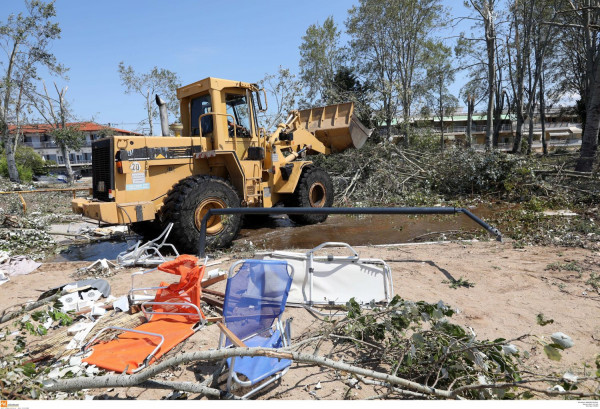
126,183 -> 150,191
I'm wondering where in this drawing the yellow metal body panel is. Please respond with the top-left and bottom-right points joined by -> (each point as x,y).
72,76 -> 370,226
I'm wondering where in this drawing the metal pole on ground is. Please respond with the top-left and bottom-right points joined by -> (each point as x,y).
197,207 -> 502,257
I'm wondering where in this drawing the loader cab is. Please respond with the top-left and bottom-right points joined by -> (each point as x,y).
190,93 -> 213,136
225,93 -> 252,138
178,77 -> 263,158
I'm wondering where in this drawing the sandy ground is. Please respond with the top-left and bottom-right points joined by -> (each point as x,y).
1,240 -> 599,400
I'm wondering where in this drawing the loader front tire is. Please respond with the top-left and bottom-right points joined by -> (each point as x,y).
287,166 -> 334,225
161,175 -> 242,252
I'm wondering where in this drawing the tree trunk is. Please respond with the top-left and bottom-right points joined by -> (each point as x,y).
466,96 -> 474,148
4,135 -> 20,182
484,11 -> 496,151
439,80 -> 445,151
576,73 -> 600,171
403,103 -> 410,147
146,91 -> 154,136
576,3 -> 599,172
527,115 -> 534,155
540,73 -> 548,156
61,145 -> 74,184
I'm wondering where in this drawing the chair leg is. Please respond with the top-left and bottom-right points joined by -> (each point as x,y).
240,366 -> 290,399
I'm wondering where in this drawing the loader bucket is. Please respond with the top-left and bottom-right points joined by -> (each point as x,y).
297,102 -> 372,152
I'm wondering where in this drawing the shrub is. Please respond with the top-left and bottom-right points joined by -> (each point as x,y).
0,145 -> 46,181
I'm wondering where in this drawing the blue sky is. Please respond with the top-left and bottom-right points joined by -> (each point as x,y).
2,0 -> 472,133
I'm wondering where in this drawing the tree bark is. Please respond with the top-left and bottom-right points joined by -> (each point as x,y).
540,71 -> 548,155
1,42 -> 21,182
576,70 -> 600,171
466,96 -> 474,148
575,0 -> 600,171
482,1 -> 496,151
440,78 -> 445,151
146,90 -> 154,136
4,137 -> 21,182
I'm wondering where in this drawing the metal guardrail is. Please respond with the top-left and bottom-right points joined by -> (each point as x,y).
197,207 -> 502,257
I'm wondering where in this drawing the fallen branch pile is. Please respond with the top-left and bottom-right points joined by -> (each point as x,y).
39,298 -> 600,400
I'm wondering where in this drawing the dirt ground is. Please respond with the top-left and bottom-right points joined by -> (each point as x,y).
1,240 -> 599,400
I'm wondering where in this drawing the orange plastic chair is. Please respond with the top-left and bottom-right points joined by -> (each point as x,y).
83,255 -> 206,374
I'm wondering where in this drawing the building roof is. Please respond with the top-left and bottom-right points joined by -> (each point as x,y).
9,121 -> 141,135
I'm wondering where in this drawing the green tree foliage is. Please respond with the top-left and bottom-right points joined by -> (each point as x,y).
0,145 -> 46,181
117,62 -> 181,135
96,126 -> 115,138
298,16 -> 344,105
422,42 -> 460,150
257,66 -> 303,131
346,0 -> 447,142
0,0 -> 63,183
329,66 -> 374,128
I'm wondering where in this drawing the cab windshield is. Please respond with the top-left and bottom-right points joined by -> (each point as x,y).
226,94 -> 252,137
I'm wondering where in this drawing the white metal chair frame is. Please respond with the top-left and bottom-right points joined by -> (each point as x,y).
117,223 -> 179,267
258,242 -> 394,317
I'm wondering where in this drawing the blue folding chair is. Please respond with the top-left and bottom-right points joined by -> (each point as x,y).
217,259 -> 294,399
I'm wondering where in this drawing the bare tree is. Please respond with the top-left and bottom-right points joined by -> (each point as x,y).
31,82 -> 84,183
257,66 -> 303,131
0,0 -> 63,182
117,63 -> 180,136
470,0 -> 499,151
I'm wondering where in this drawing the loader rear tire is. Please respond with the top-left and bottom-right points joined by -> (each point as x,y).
287,166 -> 334,225
160,175 -> 242,252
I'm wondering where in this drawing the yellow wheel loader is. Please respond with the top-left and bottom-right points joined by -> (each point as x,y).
72,77 -> 371,252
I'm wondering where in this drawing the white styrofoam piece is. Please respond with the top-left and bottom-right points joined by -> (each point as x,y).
66,321 -> 98,350
113,295 -> 129,312
81,289 -> 102,302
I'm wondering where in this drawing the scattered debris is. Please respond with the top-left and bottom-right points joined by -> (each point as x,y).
0,271 -> 8,286
112,296 -> 129,313
117,223 -> 178,267
66,320 -> 100,350
542,210 -> 578,217
0,254 -> 41,276
551,332 -> 574,349
73,259 -> 120,279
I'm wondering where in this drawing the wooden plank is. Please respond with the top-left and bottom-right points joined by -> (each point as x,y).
201,274 -> 227,288
216,322 -> 247,347
202,295 -> 224,309
202,288 -> 224,298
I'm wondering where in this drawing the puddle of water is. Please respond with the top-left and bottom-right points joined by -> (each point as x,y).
49,204 -> 511,261
237,204 -> 510,250
51,239 -> 137,262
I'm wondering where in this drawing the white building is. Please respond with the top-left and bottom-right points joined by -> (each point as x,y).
11,122 -> 140,166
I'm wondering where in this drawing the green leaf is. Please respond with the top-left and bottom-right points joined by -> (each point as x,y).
536,313 -> 554,326
21,362 -> 37,377
521,391 -> 535,399
412,333 -> 426,347
544,345 -> 562,361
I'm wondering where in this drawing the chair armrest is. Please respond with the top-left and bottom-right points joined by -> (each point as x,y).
141,301 -> 205,325
130,268 -> 159,293
216,322 -> 247,347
